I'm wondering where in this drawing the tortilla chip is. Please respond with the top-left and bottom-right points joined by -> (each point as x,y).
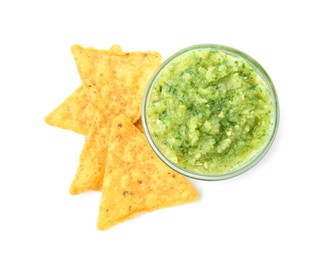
82,47 -> 160,124
97,115 -> 199,230
70,46 -> 161,194
45,45 -> 123,135
68,117 -> 145,193
44,86 -> 89,135
70,45 -> 99,95
69,119 -> 107,194
70,44 -> 123,98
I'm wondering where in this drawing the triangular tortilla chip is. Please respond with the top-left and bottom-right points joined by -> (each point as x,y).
67,117 -> 145,194
97,115 -> 199,230
44,45 -> 123,135
44,86 -> 90,135
69,46 -> 161,194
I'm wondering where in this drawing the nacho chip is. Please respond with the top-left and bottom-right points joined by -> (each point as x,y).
70,46 -> 161,194
45,45 -> 123,135
71,44 -> 123,99
97,115 -> 199,230
70,44 -> 160,127
68,117 -> 145,193
44,86 -> 89,135
69,119 -> 107,194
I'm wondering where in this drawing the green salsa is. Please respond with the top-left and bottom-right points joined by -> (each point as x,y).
147,48 -> 274,175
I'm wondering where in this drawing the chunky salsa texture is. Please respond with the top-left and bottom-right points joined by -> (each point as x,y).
147,49 -> 273,174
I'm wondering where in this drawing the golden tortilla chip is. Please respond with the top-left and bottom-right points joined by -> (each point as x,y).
71,44 -> 123,98
69,118 -> 107,194
97,115 -> 199,230
68,117 -> 144,193
44,86 -> 89,135
70,46 -> 161,194
45,45 -> 123,135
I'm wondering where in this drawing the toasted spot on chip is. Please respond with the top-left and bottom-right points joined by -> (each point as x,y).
134,117 -> 144,133
97,115 -> 199,230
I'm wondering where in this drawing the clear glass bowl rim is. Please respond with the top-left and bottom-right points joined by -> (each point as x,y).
142,44 -> 280,181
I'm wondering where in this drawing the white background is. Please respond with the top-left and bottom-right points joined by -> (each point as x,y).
1,0 -> 334,259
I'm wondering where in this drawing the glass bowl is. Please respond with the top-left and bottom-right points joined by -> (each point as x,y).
142,44 -> 279,181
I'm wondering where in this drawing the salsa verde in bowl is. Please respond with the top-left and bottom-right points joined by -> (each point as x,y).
142,44 -> 279,181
